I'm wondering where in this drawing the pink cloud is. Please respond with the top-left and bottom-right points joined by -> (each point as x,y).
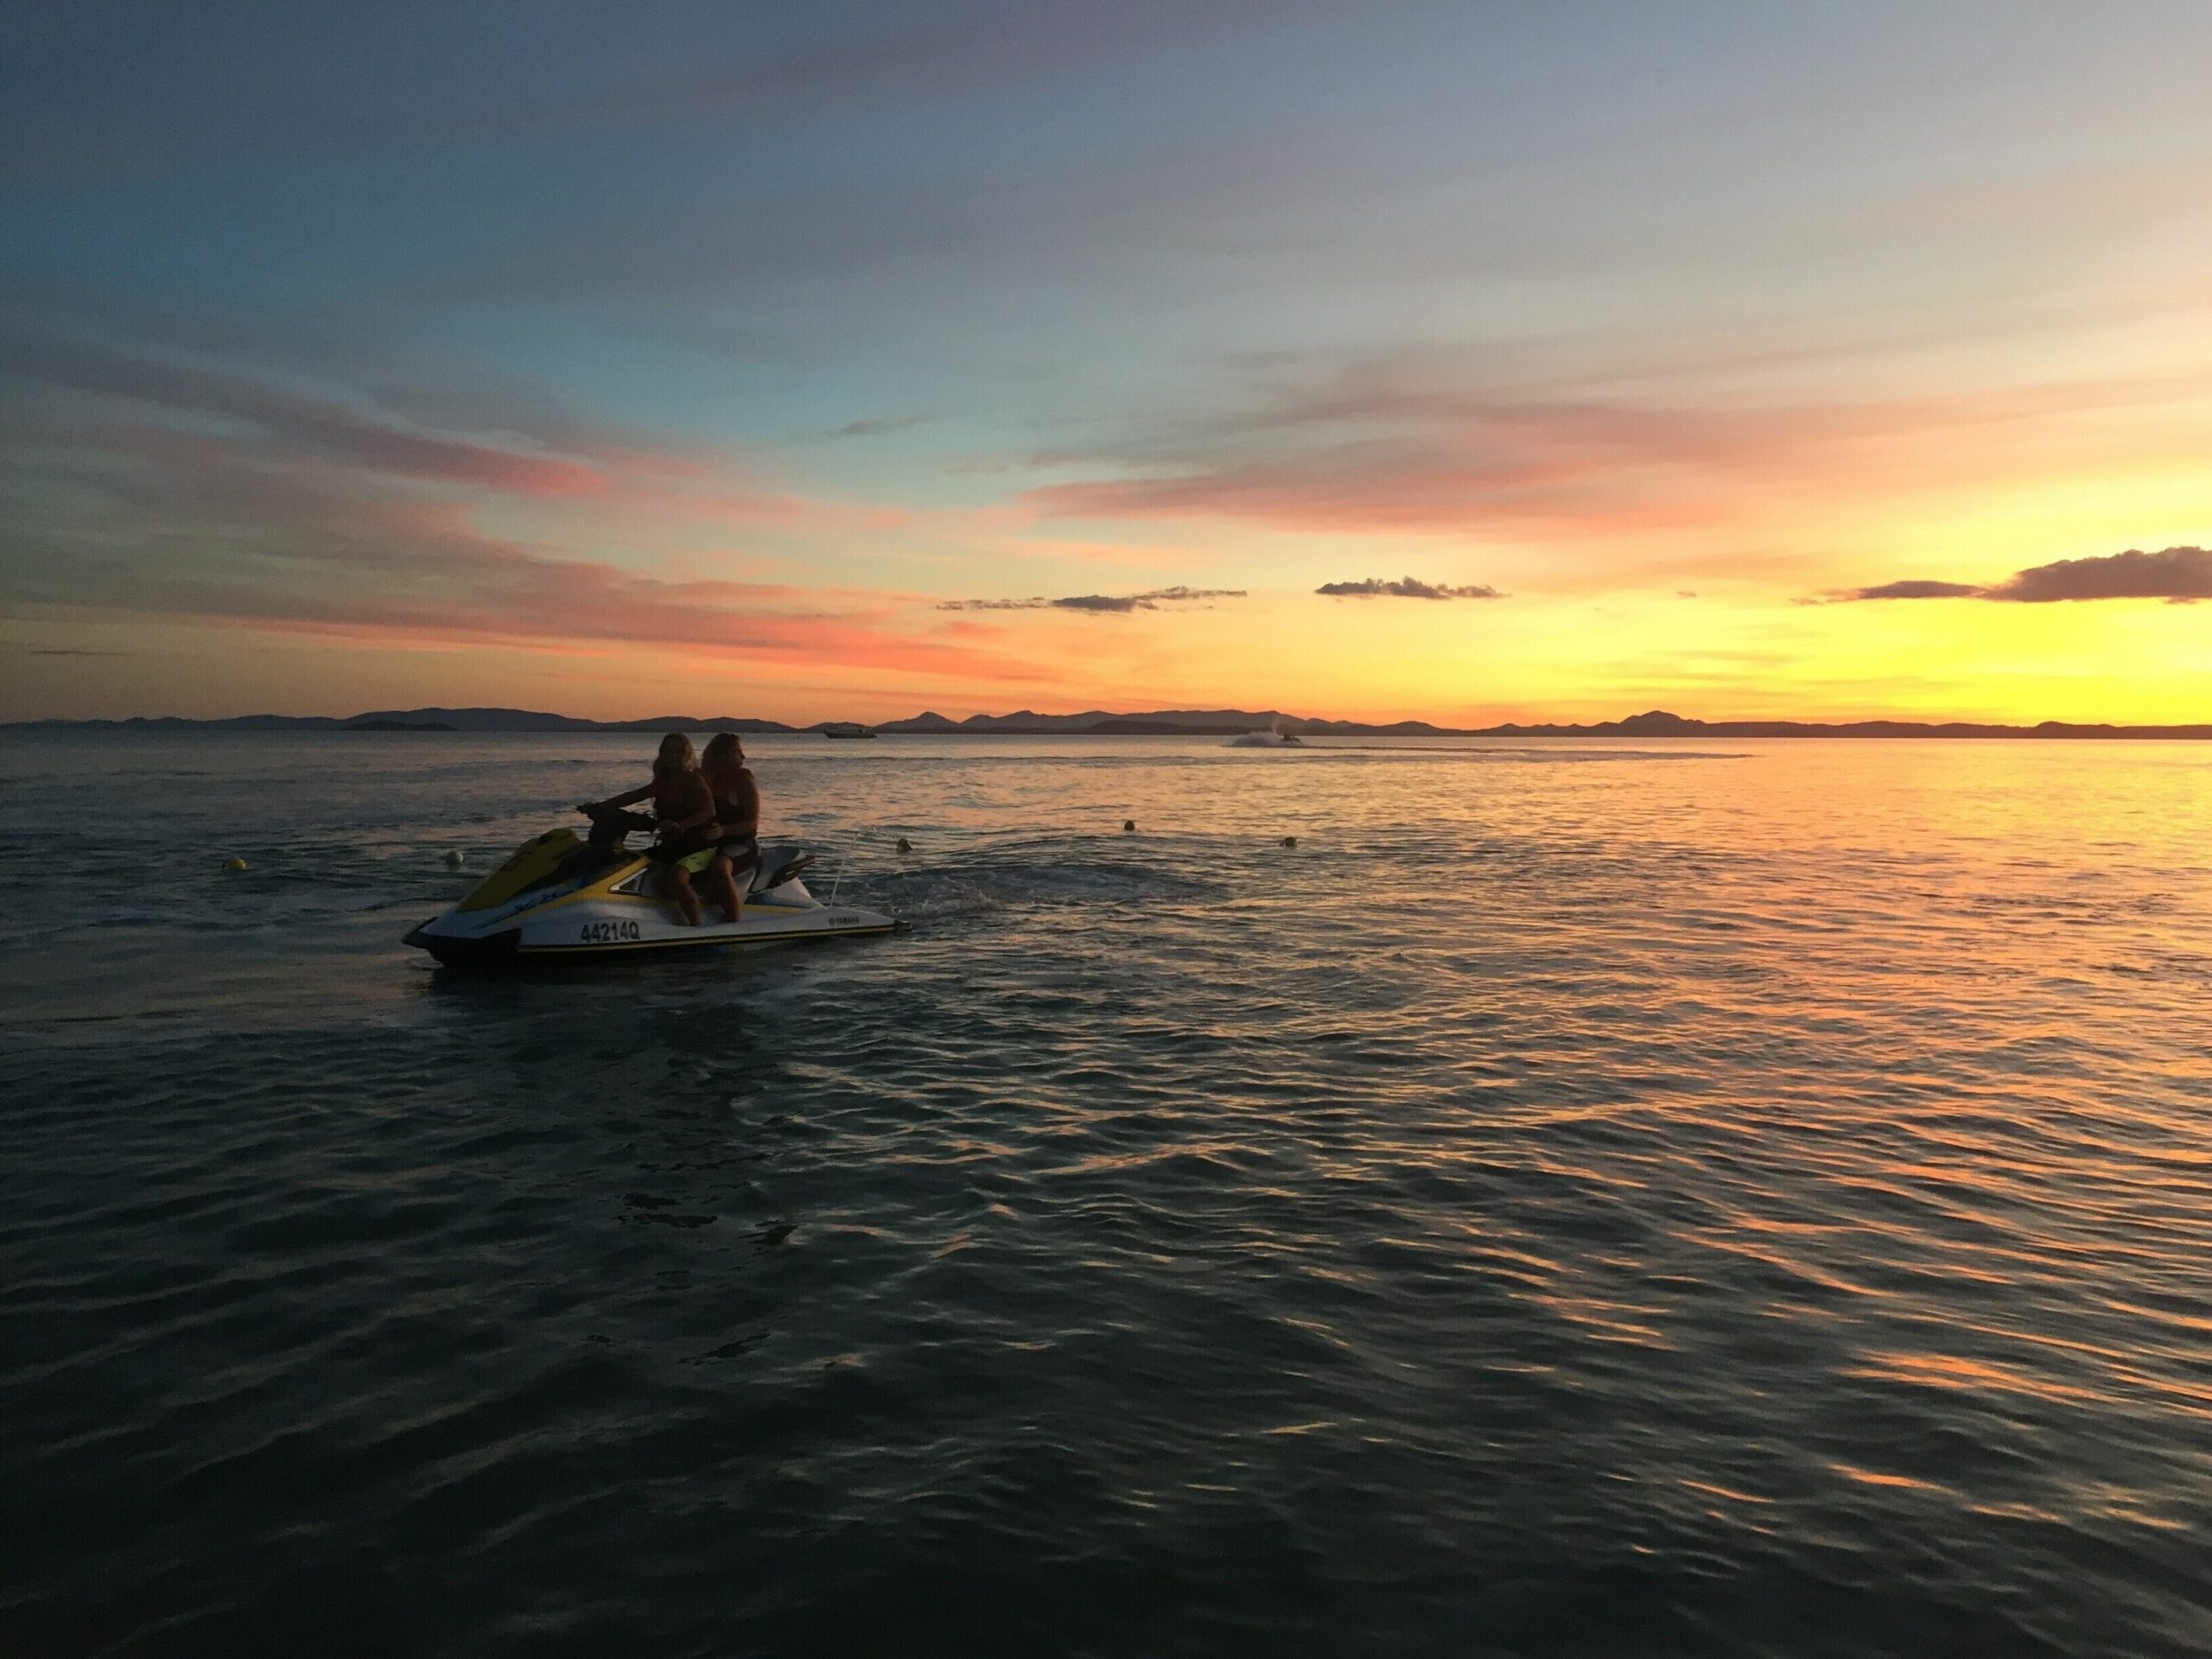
188,515 -> 1053,683
0,324 -> 607,497
1018,359 -> 2212,541
2,407 -> 1059,687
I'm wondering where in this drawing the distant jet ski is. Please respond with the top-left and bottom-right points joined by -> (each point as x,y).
1229,721 -> 1304,748
404,807 -> 898,967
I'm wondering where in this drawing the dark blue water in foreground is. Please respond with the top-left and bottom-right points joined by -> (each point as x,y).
3,732 -> 2209,1656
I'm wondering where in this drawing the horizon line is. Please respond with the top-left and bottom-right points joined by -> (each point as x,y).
10,703 -> 2212,737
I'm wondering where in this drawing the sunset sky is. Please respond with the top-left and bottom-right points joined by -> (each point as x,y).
4,2 -> 2210,724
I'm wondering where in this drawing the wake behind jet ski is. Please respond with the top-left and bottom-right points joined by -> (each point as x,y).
1229,719 -> 1304,748
404,801 -> 898,967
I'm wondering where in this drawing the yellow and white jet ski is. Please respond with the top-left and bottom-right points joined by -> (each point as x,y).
404,810 -> 899,967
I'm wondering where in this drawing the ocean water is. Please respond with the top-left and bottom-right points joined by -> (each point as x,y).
2,731 -> 2209,1657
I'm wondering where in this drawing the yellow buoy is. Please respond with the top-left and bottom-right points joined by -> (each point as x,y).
224,856 -> 248,872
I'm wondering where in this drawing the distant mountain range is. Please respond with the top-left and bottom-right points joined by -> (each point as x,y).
7,705 -> 2210,739
1471,709 -> 2212,740
874,709 -> 1464,735
2,707 -> 799,734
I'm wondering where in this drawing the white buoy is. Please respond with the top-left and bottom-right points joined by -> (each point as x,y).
445,850 -> 465,868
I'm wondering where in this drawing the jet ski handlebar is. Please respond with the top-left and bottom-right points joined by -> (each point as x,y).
576,803 -> 659,847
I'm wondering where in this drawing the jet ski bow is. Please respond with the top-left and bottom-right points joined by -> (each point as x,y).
404,808 -> 899,967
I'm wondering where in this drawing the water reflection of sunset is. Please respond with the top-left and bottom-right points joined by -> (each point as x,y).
4,729 -> 2207,1651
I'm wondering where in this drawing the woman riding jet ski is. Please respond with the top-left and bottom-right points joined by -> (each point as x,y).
403,733 -> 898,967
581,733 -> 720,925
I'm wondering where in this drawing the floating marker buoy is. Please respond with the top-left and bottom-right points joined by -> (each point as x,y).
445,850 -> 465,868
224,856 -> 247,872
1281,836 -> 1297,849
1122,820 -> 1135,833
895,837 -> 912,854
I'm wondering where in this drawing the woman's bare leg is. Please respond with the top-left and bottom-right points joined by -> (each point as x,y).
664,864 -> 702,926
706,854 -> 743,925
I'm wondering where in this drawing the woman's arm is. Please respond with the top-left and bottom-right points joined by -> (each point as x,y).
583,782 -> 655,811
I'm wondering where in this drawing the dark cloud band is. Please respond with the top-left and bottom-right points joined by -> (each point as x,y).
1843,579 -> 1986,601
1993,546 -> 2212,602
1827,547 -> 2211,604
1316,576 -> 1502,601
940,586 -> 1245,613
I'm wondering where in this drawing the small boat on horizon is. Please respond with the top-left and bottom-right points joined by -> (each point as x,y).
822,721 -> 878,740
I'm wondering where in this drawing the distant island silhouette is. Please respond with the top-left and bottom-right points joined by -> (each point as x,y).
11,706 -> 2212,739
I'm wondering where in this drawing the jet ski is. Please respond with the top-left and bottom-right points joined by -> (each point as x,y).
1228,721 -> 1304,748
404,806 -> 899,967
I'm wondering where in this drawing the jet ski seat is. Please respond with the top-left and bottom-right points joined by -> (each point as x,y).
748,844 -> 813,895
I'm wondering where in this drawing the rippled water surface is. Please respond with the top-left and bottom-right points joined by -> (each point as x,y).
3,732 -> 2209,1656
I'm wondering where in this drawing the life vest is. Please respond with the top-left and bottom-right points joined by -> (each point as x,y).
705,764 -> 754,825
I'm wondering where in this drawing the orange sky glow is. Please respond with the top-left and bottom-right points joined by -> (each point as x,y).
4,5 -> 2209,725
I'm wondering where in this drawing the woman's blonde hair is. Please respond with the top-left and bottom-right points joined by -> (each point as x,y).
652,732 -> 698,778
701,732 -> 745,772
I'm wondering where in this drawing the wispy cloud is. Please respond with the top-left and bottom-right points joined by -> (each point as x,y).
1315,575 -> 1502,600
1833,579 -> 1987,601
1020,376 -> 1856,538
810,414 -> 935,441
0,388 -> 1050,686
938,585 -> 1245,613
483,3 -> 1294,145
0,322 -> 604,496
1020,346 -> 2212,550
1823,547 -> 2212,604
0,296 -> 1273,701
